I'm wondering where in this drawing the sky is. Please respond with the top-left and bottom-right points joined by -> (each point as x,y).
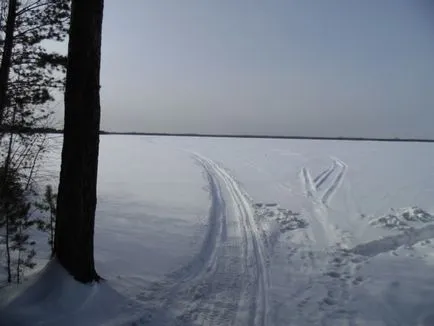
53,0 -> 434,138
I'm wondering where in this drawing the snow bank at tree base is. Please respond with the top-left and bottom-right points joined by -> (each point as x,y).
0,260 -> 143,326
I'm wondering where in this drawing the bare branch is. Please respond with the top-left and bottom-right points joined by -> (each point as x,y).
16,0 -> 47,16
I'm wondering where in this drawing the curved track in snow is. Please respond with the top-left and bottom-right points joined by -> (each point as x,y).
192,153 -> 270,326
136,153 -> 270,326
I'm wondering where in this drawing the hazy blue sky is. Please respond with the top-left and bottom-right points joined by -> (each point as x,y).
54,1 -> 434,138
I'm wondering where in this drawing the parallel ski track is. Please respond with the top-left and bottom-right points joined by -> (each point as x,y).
301,158 -> 348,207
314,161 -> 337,190
297,157 -> 365,324
321,159 -> 348,206
301,167 -> 316,199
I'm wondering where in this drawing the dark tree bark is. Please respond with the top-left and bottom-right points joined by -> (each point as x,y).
54,0 -> 104,283
0,0 -> 18,125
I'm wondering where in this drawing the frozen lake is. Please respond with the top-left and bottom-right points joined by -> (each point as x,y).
3,135 -> 434,326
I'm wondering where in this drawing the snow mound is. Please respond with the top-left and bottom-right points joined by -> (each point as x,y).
254,203 -> 308,232
0,260 -> 143,326
369,206 -> 434,230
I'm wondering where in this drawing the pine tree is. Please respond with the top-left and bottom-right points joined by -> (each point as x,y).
0,0 -> 70,131
54,0 -> 104,283
0,0 -> 17,125
0,0 -> 70,284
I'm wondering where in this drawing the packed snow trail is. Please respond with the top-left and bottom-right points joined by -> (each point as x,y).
192,153 -> 270,326
134,153 -> 270,326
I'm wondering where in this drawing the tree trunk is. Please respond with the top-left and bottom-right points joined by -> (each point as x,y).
3,104 -> 16,283
0,0 -> 18,125
54,0 -> 104,283
5,201 -> 11,283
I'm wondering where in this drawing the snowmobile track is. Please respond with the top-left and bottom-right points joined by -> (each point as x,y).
134,153 -> 270,326
193,153 -> 270,326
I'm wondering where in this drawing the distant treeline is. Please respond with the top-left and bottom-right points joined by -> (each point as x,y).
2,126 -> 434,143
99,131 -> 434,143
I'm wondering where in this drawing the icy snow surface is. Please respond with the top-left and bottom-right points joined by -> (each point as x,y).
2,135 -> 434,326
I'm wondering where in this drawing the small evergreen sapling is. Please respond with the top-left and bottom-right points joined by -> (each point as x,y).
35,184 -> 56,255
0,167 -> 36,283
9,201 -> 36,284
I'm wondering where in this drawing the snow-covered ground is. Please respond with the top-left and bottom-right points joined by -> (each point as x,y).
2,135 -> 434,325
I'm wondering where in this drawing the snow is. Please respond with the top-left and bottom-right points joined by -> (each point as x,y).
1,135 -> 434,325
369,207 -> 434,230
0,260 -> 144,326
